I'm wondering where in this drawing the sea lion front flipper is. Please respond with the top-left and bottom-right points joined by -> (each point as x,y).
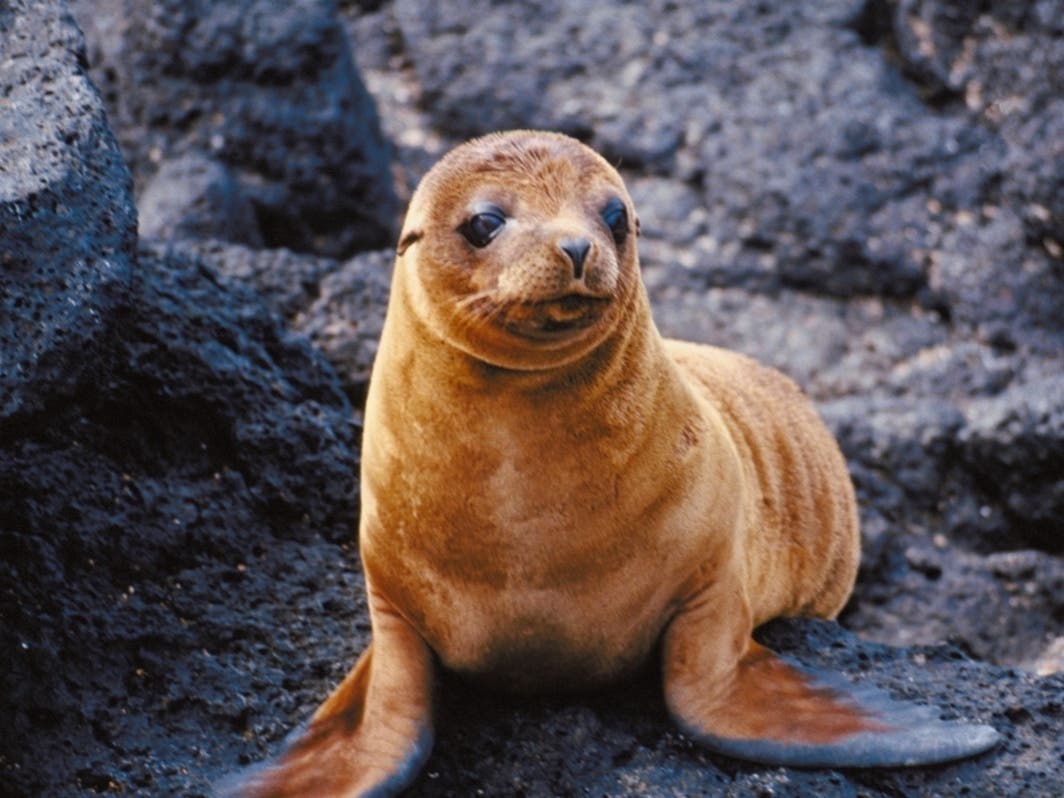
664,619 -> 1000,768
669,639 -> 1000,768
217,591 -> 435,797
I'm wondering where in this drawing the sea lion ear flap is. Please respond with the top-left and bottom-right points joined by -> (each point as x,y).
634,215 -> 641,237
396,230 -> 423,256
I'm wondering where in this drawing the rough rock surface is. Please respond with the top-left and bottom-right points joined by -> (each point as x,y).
158,240 -> 393,405
291,249 -> 392,406
0,0 -> 135,422
0,239 -> 360,796
137,153 -> 264,248
1,6 -> 358,796
2,0 -> 1062,796
69,0 -> 397,257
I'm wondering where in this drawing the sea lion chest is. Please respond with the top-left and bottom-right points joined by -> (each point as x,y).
360,375 -> 732,691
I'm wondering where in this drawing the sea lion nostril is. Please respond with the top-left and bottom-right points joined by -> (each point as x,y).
559,237 -> 591,279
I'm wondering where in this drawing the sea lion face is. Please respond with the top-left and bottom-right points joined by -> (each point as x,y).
396,131 -> 640,370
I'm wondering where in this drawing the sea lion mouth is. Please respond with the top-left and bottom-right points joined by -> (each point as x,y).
501,294 -> 613,340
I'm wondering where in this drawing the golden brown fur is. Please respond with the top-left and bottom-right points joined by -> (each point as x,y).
363,132 -> 858,691
224,131 -> 997,798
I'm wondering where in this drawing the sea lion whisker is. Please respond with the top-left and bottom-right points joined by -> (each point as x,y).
455,290 -> 496,310
455,294 -> 506,328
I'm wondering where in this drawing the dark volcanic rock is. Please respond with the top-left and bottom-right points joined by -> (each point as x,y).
0,7 -> 360,795
958,374 -> 1064,553
0,237 -> 361,796
391,0 -> 690,171
156,241 -> 393,405
822,390 -> 1064,670
291,249 -> 393,406
856,0 -> 1064,342
70,0 -> 398,257
842,508 -> 1064,671
165,239 -> 342,322
0,0 -> 135,422
137,153 -> 264,247
4,0 -> 1063,796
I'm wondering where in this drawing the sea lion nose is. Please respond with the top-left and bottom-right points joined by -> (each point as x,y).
558,237 -> 591,280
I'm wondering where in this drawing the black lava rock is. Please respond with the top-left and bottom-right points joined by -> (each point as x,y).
1,5 -> 360,795
0,238 -> 362,797
71,0 -> 398,258
3,0 -> 1062,795
137,153 -> 264,248
0,0 -> 136,423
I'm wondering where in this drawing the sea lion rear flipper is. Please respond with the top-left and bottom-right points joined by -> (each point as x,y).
216,595 -> 435,797
664,634 -> 1000,768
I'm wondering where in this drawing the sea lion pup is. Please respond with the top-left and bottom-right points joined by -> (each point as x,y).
224,131 -> 999,796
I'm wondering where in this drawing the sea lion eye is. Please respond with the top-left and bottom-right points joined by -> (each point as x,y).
460,207 -> 506,248
601,198 -> 628,247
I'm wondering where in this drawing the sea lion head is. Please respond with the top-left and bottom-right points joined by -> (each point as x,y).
394,131 -> 641,371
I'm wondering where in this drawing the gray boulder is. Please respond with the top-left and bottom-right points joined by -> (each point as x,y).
70,0 -> 398,257
0,4 -> 359,795
137,153 -> 264,247
292,249 -> 392,406
0,0 -> 135,421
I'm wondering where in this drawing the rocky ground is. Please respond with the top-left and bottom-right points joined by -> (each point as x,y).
1,0 -> 1061,796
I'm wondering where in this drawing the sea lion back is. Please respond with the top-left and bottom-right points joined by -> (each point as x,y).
663,338 -> 860,623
